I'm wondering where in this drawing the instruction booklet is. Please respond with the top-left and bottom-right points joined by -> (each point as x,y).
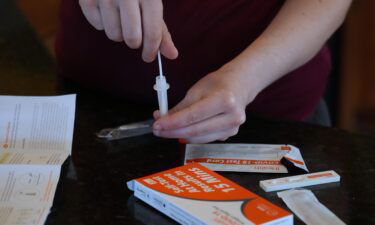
0,95 -> 76,225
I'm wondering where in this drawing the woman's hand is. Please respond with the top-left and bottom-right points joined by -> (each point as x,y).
152,67 -> 258,144
151,0 -> 352,143
79,0 -> 178,62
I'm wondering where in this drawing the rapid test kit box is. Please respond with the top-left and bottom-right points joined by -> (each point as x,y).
127,163 -> 293,225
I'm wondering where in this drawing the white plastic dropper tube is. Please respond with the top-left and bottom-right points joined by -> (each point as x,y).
154,51 -> 170,116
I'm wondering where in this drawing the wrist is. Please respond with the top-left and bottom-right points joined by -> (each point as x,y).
218,62 -> 262,107
220,38 -> 288,105
220,56 -> 268,104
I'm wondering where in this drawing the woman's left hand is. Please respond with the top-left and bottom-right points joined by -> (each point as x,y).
152,67 -> 258,143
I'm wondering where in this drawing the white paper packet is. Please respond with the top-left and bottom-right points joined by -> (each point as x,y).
277,189 -> 345,225
184,144 -> 308,173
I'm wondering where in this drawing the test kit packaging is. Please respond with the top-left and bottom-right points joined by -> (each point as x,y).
127,163 -> 293,225
184,144 -> 308,173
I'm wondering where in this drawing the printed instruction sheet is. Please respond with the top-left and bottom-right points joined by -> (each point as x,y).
0,95 -> 76,225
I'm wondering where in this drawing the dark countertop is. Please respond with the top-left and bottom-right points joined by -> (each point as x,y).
1,1 -> 375,224
48,100 -> 375,225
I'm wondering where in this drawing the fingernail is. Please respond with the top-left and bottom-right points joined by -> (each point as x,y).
143,55 -> 153,63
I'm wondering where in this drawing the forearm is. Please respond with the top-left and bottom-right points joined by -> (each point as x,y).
223,0 -> 352,104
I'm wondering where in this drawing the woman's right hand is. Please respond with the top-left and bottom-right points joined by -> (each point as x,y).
79,0 -> 178,62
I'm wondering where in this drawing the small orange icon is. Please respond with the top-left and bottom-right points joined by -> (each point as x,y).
281,146 -> 291,151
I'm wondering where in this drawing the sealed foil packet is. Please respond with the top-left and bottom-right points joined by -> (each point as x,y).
96,119 -> 154,141
278,189 -> 345,224
184,144 -> 308,173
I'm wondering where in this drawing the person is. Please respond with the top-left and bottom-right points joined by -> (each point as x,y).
56,0 -> 352,143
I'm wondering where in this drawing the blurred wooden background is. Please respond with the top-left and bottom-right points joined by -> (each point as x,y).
17,0 -> 60,56
15,0 -> 375,134
340,1 -> 375,133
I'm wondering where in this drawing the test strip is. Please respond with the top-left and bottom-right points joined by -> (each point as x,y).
260,170 -> 340,192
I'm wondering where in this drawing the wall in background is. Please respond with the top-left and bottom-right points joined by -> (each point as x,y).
17,0 -> 60,56
339,0 -> 375,134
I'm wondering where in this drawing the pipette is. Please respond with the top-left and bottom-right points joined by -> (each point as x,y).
154,51 -> 170,116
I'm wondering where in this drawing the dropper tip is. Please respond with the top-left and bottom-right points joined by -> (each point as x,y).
157,51 -> 164,77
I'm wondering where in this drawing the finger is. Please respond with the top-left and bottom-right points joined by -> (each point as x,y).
187,128 -> 239,144
98,0 -> 123,42
118,0 -> 142,48
153,110 -> 161,119
152,94 -> 195,124
140,0 -> 163,62
154,95 -> 226,130
153,97 -> 190,120
160,22 -> 178,59
154,113 -> 232,139
79,0 -> 104,30
168,95 -> 195,115
153,95 -> 192,121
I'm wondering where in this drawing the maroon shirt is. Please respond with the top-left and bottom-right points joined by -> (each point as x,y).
55,0 -> 331,121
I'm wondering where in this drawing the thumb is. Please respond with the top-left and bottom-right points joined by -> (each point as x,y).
168,95 -> 194,115
153,94 -> 193,119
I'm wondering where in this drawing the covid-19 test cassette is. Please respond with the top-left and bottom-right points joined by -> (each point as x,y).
260,170 -> 340,192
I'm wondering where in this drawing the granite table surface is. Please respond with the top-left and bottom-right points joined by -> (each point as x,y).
1,1 -> 375,224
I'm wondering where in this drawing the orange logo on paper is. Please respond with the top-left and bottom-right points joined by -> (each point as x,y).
242,199 -> 291,224
281,146 -> 291,151
308,172 -> 333,179
284,156 -> 305,165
